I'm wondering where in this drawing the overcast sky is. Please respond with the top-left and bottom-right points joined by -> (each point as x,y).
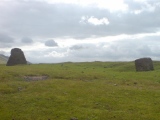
0,0 -> 160,63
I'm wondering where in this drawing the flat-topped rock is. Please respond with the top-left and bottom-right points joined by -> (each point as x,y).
135,58 -> 154,71
6,48 -> 27,66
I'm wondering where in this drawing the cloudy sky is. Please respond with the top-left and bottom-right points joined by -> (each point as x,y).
0,0 -> 160,63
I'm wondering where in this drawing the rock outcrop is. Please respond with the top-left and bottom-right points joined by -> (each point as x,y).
135,58 -> 154,71
6,48 -> 27,66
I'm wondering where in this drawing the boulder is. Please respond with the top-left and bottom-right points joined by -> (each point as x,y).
6,48 -> 27,66
135,58 -> 154,71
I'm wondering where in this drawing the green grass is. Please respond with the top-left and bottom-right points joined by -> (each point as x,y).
0,61 -> 160,120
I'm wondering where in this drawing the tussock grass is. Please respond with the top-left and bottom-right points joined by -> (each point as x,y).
0,61 -> 160,119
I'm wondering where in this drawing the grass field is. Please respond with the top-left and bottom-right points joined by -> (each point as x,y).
0,61 -> 160,120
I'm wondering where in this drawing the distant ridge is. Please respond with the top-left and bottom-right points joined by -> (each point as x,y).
0,54 -> 9,64
0,54 -> 31,64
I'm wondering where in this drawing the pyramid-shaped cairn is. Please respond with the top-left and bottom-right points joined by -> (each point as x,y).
6,48 -> 27,66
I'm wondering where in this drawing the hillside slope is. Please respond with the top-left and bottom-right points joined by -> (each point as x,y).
0,54 -> 8,64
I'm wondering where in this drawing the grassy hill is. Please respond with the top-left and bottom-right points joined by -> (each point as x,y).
0,54 -> 31,64
0,61 -> 160,120
0,54 -> 8,64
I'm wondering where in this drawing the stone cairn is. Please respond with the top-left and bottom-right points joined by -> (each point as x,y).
135,57 -> 154,71
6,48 -> 27,66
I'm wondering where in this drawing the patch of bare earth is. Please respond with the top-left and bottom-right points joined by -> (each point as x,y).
24,75 -> 48,81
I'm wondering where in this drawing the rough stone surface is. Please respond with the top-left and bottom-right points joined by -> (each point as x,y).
6,48 -> 27,66
135,58 -> 154,71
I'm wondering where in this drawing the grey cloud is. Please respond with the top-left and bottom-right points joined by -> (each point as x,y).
143,35 -> 160,42
70,45 -> 88,50
0,33 -> 14,48
68,39 -> 160,61
3,0 -> 160,39
0,50 -> 5,54
137,45 -> 152,56
21,37 -> 33,43
0,44 -> 12,48
25,47 -> 68,63
1,0 -> 160,63
24,37 -> 160,63
0,33 -> 14,43
45,39 -> 58,47
120,0 -> 160,33
69,44 -> 98,58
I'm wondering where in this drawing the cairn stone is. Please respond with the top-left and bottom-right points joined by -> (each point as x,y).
135,58 -> 154,71
6,48 -> 27,66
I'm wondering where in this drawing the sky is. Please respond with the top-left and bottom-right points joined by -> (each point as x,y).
0,0 -> 160,63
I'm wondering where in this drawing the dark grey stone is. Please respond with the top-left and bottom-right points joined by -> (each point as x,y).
135,58 -> 154,71
6,48 -> 27,66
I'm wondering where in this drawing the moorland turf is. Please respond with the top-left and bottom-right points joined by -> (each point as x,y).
0,61 -> 160,120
